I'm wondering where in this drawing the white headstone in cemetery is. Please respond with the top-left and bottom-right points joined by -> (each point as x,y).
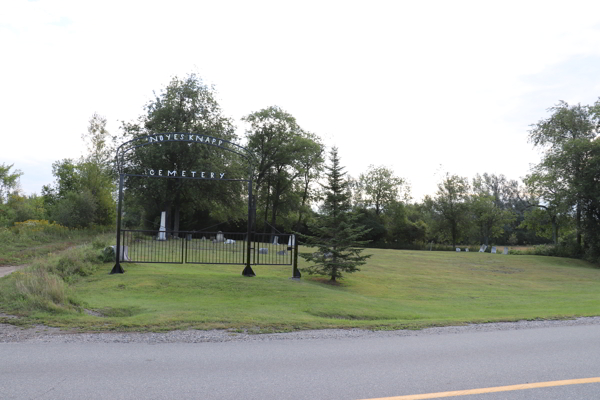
224,239 -> 236,244
273,236 -> 279,245
456,247 -> 461,252
215,232 -> 224,243
479,244 -> 487,252
288,235 -> 295,247
111,245 -> 130,261
259,248 -> 268,254
491,246 -> 497,254
503,247 -> 509,255
465,248 -> 469,252
158,211 -> 166,241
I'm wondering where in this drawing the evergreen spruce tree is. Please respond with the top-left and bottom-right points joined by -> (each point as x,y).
300,147 -> 371,282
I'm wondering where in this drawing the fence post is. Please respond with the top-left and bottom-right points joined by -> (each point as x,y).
292,234 -> 301,278
111,173 -> 125,274
242,177 -> 256,277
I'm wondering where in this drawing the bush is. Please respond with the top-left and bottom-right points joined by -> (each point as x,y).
101,246 -> 115,263
508,242 -> 582,258
12,219 -> 68,240
51,190 -> 98,228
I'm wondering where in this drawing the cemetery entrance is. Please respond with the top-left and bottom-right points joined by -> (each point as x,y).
111,133 -> 300,278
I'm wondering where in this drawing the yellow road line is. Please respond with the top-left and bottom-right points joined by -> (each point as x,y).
360,377 -> 600,400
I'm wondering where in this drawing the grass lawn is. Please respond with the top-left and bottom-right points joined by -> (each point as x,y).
12,247 -> 600,332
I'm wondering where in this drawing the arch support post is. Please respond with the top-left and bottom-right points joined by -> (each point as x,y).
242,177 -> 256,277
111,173 -> 125,274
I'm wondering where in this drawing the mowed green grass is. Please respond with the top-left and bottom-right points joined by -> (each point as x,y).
35,248 -> 600,332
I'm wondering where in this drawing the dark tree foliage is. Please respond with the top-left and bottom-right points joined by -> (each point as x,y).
300,148 -> 371,282
243,106 -> 324,233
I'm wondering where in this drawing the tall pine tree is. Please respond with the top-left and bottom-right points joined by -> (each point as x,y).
300,147 -> 371,282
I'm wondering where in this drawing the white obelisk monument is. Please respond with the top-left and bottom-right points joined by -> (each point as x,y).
158,211 -> 166,241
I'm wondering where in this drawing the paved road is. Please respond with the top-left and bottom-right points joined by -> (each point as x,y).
1,324 -> 600,399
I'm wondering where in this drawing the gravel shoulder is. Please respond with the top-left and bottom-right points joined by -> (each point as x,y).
2,315 -> 600,344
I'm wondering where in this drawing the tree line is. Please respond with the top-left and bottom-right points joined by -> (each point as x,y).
2,74 -> 600,264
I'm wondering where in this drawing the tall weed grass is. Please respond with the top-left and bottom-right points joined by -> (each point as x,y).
0,235 -> 112,315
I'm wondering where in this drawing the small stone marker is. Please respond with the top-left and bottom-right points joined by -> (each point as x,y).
456,247 -> 461,252
224,239 -> 236,244
503,247 -> 509,255
288,235 -> 295,246
215,232 -> 224,243
277,250 -> 287,256
259,248 -> 268,254
273,236 -> 279,245
465,248 -> 469,252
186,234 -> 192,241
491,246 -> 497,254
110,245 -> 129,261
479,244 -> 487,253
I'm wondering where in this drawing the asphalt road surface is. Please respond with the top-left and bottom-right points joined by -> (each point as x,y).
2,323 -> 600,399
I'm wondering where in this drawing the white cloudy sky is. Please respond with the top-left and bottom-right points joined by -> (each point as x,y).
3,0 -> 600,200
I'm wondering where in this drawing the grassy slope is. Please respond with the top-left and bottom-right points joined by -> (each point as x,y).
22,248 -> 600,332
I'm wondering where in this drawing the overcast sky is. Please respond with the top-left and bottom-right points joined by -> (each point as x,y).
3,0 -> 600,200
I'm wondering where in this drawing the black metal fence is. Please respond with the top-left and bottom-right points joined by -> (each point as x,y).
120,230 -> 295,266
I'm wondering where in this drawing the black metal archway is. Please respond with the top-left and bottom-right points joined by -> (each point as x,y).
110,132 -> 300,278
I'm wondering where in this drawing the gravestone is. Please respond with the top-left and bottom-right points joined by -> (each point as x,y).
186,234 -> 192,241
273,236 -> 279,245
158,211 -> 166,241
465,248 -> 469,252
110,245 -> 129,261
491,246 -> 497,254
503,247 -> 509,255
277,250 -> 287,256
479,244 -> 487,252
288,235 -> 295,246
225,239 -> 236,244
456,247 -> 461,252
215,231 -> 224,243
259,248 -> 268,254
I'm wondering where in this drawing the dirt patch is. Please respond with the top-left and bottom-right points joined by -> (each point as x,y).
0,265 -> 27,278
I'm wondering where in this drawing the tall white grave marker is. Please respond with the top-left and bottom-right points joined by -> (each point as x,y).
158,211 -> 166,241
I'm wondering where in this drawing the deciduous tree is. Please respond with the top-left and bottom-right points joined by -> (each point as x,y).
357,165 -> 410,215
528,101 -> 599,247
428,173 -> 471,248
120,73 -> 243,232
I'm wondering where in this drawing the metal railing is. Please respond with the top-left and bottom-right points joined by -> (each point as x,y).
120,230 -> 295,266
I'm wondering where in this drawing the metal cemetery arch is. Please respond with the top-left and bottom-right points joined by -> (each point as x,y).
111,132 -> 300,278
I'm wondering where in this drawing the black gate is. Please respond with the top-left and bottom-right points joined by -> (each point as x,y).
120,230 -> 298,268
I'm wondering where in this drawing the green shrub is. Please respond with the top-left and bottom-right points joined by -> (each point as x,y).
92,237 -> 108,250
101,246 -> 115,263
